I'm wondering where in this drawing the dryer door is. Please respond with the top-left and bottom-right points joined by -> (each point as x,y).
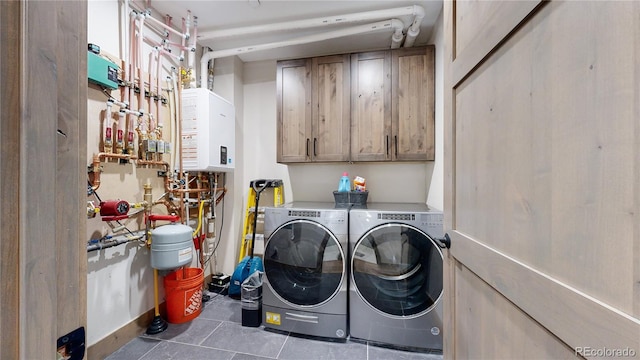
264,219 -> 345,307
351,223 -> 443,317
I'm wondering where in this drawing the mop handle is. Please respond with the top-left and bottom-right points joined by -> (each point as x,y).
249,180 -> 269,259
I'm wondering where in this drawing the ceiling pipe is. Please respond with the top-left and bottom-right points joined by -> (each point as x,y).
403,4 -> 425,47
199,19 -> 404,89
197,5 -> 425,41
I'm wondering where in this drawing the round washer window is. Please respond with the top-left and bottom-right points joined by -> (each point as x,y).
264,219 -> 345,307
351,223 -> 443,317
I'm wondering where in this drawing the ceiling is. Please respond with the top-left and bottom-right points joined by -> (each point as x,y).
144,0 -> 443,63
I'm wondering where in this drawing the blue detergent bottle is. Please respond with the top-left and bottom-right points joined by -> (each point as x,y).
338,172 -> 350,192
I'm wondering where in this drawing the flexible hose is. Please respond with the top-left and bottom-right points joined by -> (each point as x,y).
192,200 -> 205,236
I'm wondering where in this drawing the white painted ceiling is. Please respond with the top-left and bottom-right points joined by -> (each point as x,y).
145,0 -> 443,62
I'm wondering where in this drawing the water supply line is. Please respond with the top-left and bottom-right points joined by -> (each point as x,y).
146,11 -> 189,40
87,231 -> 145,252
105,101 -> 113,153
199,19 -> 404,88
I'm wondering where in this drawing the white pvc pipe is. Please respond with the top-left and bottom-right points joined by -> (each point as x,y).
198,5 -> 424,40
170,70 -> 179,168
137,13 -> 146,126
199,19 -> 404,88
188,16 -> 198,73
146,12 -> 187,39
121,0 -> 129,62
117,111 -> 126,150
126,10 -> 137,150
403,5 -> 425,47
148,50 -> 156,133
156,48 -> 161,132
108,97 -> 128,109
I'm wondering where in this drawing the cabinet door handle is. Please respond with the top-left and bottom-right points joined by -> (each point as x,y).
313,138 -> 317,157
386,135 -> 389,157
394,135 -> 398,157
306,138 -> 310,157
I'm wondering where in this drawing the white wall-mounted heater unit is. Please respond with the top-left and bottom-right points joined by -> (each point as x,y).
181,88 -> 235,172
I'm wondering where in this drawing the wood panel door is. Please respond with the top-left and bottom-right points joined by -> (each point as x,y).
443,1 -> 640,358
311,55 -> 351,162
277,59 -> 312,163
0,1 -> 87,359
392,46 -> 435,161
350,51 -> 392,162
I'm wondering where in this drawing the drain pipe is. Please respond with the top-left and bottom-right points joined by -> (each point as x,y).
198,5 -> 424,40
199,19 -> 404,88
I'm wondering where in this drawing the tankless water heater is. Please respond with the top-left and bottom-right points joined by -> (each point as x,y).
181,88 -> 235,172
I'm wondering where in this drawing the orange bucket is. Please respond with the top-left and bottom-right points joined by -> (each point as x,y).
163,267 -> 204,324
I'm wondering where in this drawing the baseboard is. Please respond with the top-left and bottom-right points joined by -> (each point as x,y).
87,304 -> 159,360
87,273 -> 213,359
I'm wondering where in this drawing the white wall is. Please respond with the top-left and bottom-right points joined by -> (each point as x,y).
427,8 -> 444,211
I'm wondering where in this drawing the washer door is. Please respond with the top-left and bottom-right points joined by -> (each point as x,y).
351,223 -> 443,317
264,219 -> 345,307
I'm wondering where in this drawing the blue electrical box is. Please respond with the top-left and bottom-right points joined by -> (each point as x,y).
87,51 -> 119,89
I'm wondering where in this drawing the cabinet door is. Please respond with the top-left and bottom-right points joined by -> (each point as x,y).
350,51 -> 392,162
312,55 -> 351,162
392,46 -> 435,161
277,59 -> 312,163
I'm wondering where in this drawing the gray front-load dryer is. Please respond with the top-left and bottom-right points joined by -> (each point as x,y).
349,202 -> 444,351
262,202 -> 348,339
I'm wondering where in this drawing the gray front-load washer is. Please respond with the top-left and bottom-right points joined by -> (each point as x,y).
262,202 -> 348,339
349,202 -> 444,351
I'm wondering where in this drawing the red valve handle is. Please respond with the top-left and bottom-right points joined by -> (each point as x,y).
148,214 -> 180,222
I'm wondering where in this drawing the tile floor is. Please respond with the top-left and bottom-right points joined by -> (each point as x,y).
106,291 -> 443,360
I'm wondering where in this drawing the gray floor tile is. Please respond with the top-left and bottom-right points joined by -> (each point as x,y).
368,344 -> 443,360
230,353 -> 275,360
200,322 -> 287,358
139,341 -> 235,360
141,317 -> 222,345
106,294 -> 443,360
277,335 -> 368,360
104,337 -> 161,360
200,295 -> 243,323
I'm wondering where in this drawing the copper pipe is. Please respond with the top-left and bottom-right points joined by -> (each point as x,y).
173,186 -> 226,194
89,152 -> 137,191
96,152 -> 134,160
136,159 -> 174,194
153,198 -> 180,215
136,159 -> 169,167
215,187 -> 227,205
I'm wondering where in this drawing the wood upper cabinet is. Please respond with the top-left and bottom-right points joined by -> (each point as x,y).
278,46 -> 435,163
351,46 -> 435,162
277,59 -> 311,163
277,55 -> 350,163
312,55 -> 351,161
350,51 -> 392,161
392,46 -> 435,161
